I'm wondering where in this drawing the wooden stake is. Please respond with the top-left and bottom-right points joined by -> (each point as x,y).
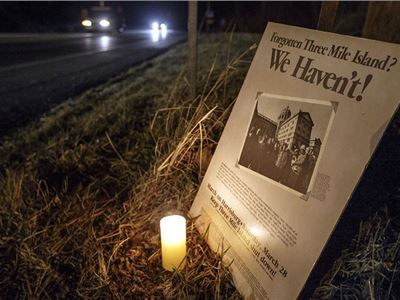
362,2 -> 400,43
317,1 -> 339,32
188,1 -> 198,100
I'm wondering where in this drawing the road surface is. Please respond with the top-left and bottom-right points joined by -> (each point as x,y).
0,30 -> 186,137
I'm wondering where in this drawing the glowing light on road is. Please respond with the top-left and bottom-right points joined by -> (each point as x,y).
160,23 -> 167,39
151,29 -> 160,42
82,20 -> 92,27
100,19 -> 110,27
100,35 -> 110,50
150,21 -> 167,42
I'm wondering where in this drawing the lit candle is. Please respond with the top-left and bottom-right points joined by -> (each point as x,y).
160,214 -> 186,271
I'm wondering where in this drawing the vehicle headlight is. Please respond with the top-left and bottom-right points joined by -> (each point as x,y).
160,23 -> 167,32
152,22 -> 159,30
82,20 -> 92,27
99,19 -> 110,27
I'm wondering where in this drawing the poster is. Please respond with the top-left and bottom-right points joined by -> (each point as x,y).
189,22 -> 400,299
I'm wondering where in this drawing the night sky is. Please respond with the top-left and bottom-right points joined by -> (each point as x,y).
0,1 -> 323,33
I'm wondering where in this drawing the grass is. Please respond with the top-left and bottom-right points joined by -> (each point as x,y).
312,209 -> 400,299
0,33 -> 257,299
0,32 -> 399,299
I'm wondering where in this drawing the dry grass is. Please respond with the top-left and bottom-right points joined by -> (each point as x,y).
0,33 -> 257,299
312,208 -> 400,299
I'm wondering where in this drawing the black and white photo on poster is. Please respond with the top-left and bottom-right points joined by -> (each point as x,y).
239,93 -> 335,195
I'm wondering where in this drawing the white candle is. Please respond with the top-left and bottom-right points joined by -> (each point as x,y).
160,215 -> 186,271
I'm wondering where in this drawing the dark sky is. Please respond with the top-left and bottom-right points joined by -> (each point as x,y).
0,1 -> 338,33
0,1 -> 190,31
123,1 -> 188,29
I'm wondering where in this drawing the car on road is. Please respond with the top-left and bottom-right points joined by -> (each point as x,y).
81,5 -> 126,33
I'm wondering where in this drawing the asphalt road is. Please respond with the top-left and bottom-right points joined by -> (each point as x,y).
0,30 -> 186,137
